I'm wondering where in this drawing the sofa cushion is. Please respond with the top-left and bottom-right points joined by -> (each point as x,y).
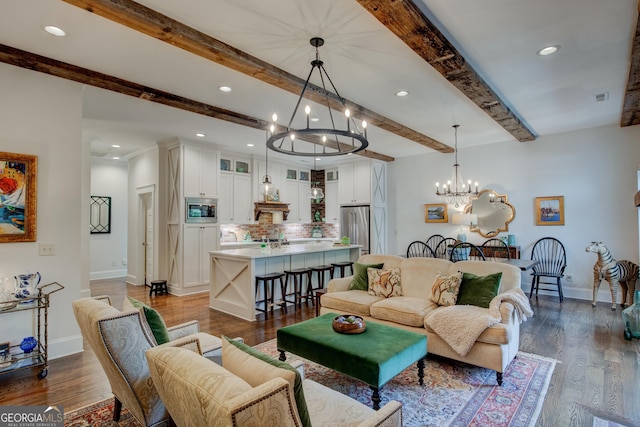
128,297 -> 171,345
368,267 -> 402,298
221,336 -> 311,427
349,262 -> 384,291
456,272 -> 502,308
423,317 -> 510,345
370,297 -> 432,327
429,271 -> 463,307
396,257 -> 455,298
320,291 -> 383,316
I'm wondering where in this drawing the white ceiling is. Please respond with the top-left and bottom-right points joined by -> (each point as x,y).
1,0 -> 636,166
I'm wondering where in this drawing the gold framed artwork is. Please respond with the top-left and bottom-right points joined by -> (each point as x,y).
0,152 -> 37,242
425,203 -> 448,223
535,196 -> 564,226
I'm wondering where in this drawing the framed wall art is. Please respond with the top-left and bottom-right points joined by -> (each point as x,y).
0,152 -> 37,243
425,203 -> 448,223
535,196 -> 564,226
90,196 -> 112,234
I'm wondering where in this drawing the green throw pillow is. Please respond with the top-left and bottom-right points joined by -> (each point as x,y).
456,272 -> 502,308
349,262 -> 384,291
127,297 -> 171,345
223,336 -> 311,427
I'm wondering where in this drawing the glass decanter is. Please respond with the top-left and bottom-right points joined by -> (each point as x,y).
622,290 -> 640,340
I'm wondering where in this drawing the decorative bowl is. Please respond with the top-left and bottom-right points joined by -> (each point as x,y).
332,315 -> 366,334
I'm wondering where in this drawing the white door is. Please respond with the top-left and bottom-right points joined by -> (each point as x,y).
139,192 -> 154,286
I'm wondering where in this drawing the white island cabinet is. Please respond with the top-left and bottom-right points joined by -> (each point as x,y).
209,243 -> 361,321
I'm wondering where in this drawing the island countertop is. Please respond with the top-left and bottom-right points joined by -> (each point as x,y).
209,243 -> 361,321
210,243 -> 361,259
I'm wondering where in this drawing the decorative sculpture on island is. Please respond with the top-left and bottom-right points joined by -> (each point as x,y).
585,242 -> 638,310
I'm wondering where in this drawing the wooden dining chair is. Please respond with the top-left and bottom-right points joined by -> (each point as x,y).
406,241 -> 435,258
481,238 -> 511,261
449,242 -> 486,262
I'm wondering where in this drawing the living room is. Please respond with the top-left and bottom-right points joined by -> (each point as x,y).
1,0 -> 640,426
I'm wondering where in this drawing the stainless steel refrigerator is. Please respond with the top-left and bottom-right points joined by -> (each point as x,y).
340,205 -> 370,254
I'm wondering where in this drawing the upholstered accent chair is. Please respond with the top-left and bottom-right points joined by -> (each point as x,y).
72,296 -> 224,427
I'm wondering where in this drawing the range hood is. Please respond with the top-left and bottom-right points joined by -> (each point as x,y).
254,202 -> 290,221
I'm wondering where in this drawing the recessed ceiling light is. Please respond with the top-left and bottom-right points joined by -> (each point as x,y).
112,156 -> 120,160
44,25 -> 66,37
537,45 -> 560,56
395,90 -> 409,97
315,157 -> 321,161
196,133 -> 206,138
310,117 -> 320,122
111,144 -> 120,148
247,143 -> 254,147
218,86 -> 232,93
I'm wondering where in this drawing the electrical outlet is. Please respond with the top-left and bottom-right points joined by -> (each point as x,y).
38,243 -> 55,256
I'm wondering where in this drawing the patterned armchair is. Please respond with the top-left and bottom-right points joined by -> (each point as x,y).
72,297 -> 225,427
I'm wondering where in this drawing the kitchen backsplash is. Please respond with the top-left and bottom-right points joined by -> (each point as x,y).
221,213 -> 339,242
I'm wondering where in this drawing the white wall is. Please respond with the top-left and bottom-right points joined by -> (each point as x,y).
0,63 -> 85,358
389,124 -> 640,303
90,159 -> 128,279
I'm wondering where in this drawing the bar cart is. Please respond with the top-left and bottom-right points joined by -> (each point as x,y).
0,282 -> 64,379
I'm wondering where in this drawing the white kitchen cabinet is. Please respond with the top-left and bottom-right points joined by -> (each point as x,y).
183,224 -> 218,287
183,146 -> 218,198
283,169 -> 311,222
219,173 -> 252,223
338,161 -> 371,205
324,181 -> 339,222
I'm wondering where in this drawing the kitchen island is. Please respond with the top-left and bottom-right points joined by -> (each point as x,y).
209,243 -> 361,321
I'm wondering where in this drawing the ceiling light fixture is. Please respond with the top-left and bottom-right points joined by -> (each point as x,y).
537,45 -> 560,56
111,144 -> 120,148
196,133 -> 205,138
218,86 -> 232,93
395,90 -> 409,97
44,25 -> 66,37
435,124 -> 479,208
262,123 -> 274,200
266,37 -> 369,157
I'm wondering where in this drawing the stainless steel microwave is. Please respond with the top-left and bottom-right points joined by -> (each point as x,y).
185,197 -> 218,223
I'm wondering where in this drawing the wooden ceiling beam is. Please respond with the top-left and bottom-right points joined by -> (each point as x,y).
356,0 -> 536,142
621,5 -> 640,127
62,0 -> 452,154
0,44 -> 395,162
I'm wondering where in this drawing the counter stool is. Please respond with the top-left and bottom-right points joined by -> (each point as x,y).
254,272 -> 286,320
284,268 -> 313,309
310,265 -> 334,296
149,280 -> 168,296
331,261 -> 354,278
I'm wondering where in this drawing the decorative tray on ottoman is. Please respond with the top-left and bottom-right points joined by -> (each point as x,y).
332,315 -> 366,334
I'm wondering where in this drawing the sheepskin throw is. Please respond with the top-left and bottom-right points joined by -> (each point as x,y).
425,288 -> 533,356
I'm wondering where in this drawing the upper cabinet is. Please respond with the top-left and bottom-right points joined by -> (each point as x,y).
183,146 -> 218,198
338,161 -> 371,205
218,153 -> 253,223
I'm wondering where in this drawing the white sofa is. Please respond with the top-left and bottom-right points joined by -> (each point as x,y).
320,254 -> 525,385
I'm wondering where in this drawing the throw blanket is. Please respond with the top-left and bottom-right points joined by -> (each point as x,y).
425,288 -> 534,357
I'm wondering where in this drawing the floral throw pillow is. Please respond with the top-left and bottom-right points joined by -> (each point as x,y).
368,267 -> 402,298
430,271 -> 463,306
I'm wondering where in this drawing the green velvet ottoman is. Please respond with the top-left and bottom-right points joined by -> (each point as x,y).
277,313 -> 427,409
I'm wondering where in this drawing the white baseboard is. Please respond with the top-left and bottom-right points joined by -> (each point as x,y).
90,269 -> 127,280
48,334 -> 84,360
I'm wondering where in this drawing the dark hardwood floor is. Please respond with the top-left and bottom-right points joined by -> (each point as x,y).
0,278 -> 638,427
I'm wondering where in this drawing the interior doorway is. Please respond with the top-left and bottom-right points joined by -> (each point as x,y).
138,188 -> 155,287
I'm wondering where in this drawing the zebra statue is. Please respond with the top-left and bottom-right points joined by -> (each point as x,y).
585,242 -> 639,310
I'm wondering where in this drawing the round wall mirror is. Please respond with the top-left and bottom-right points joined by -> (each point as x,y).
463,189 -> 515,238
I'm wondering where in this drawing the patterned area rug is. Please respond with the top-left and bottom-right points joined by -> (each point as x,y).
256,339 -> 556,427
64,399 -> 140,427
64,339 -> 556,427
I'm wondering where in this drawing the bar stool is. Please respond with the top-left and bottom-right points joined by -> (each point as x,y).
254,272 -> 286,320
149,280 -> 168,296
310,265 -> 334,294
284,267 -> 313,309
331,261 -> 354,278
